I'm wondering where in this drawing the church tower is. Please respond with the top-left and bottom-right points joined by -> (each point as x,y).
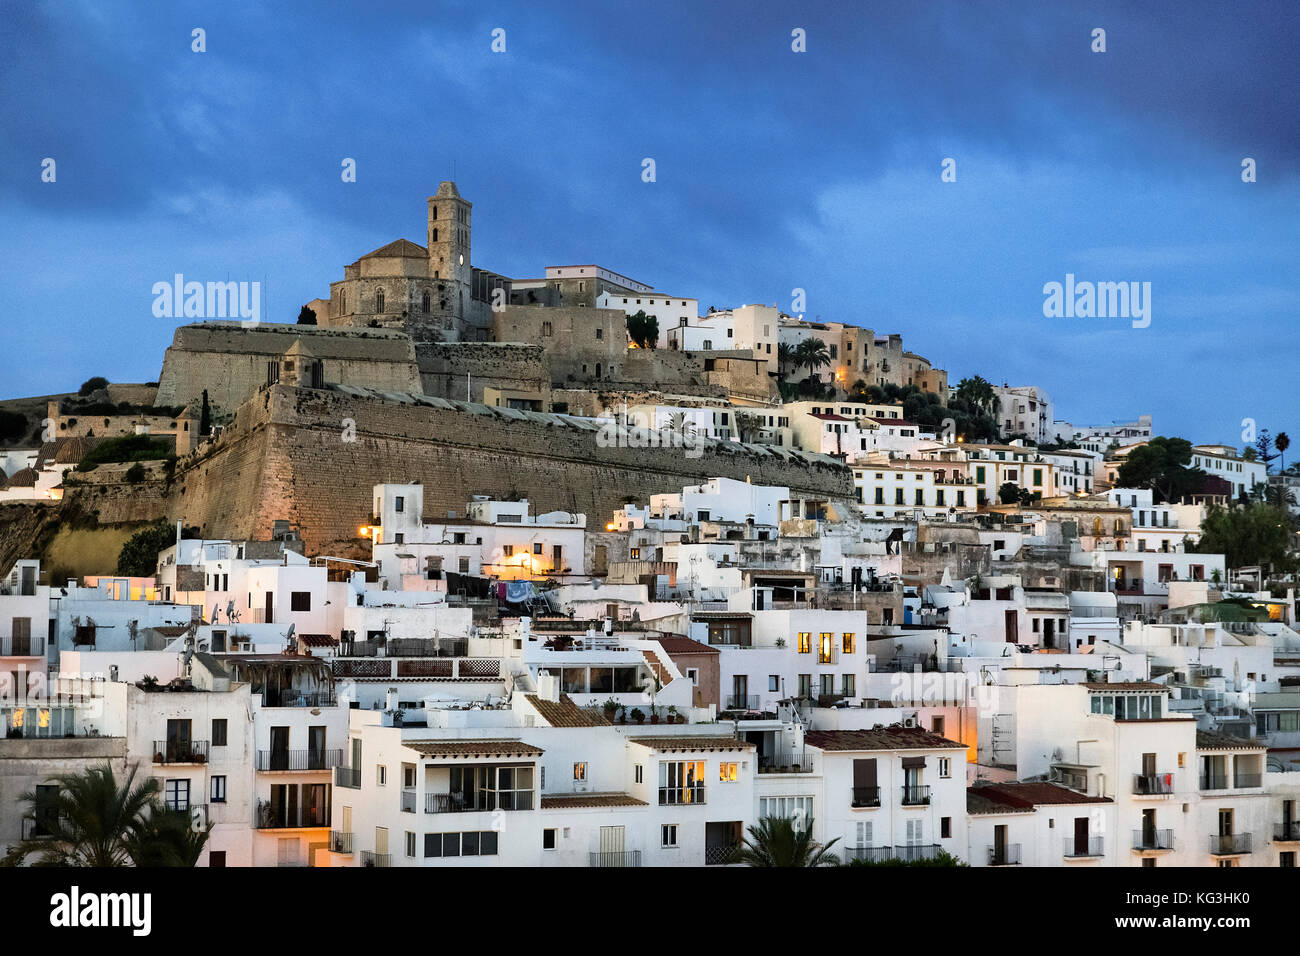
427,181 -> 473,338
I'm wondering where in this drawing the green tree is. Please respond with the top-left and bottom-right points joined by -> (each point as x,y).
116,523 -> 177,577
794,338 -> 831,379
776,342 -> 794,380
1116,437 -> 1206,504
124,808 -> 211,866
1192,503 -> 1295,570
625,310 -> 658,349
78,376 -> 109,397
953,376 -> 999,417
1276,432 -> 1291,472
735,816 -> 840,867
997,481 -> 1021,505
15,764 -> 160,867
297,305 -> 317,325
847,849 -> 968,867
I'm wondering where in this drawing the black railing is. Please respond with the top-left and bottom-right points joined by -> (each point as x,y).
891,844 -> 943,862
22,814 -> 56,840
261,692 -> 336,708
901,784 -> 931,806
659,786 -> 706,806
331,830 -> 353,853
1275,822 -> 1300,842
152,740 -> 209,764
360,851 -> 390,867
851,786 -> 881,808
425,791 -> 535,813
589,850 -> 642,867
843,845 -> 894,863
704,844 -> 741,865
1064,836 -> 1104,857
256,748 -> 342,772
1134,773 -> 1174,795
1209,833 -> 1252,855
725,694 -> 759,710
1133,829 -> 1174,850
334,766 -> 361,789
758,752 -> 814,774
988,844 -> 1021,866
255,800 -> 330,829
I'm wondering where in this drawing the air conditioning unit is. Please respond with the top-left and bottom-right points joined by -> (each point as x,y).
902,715 -> 918,728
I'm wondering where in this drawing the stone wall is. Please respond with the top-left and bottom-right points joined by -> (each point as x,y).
416,342 -> 549,402
162,385 -> 852,557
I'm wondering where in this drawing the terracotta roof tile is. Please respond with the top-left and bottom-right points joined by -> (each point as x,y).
1082,681 -> 1168,692
627,736 -> 754,752
540,792 -> 648,809
654,636 -> 719,655
525,694 -> 610,728
1196,729 -> 1265,751
404,739 -> 544,758
804,727 -> 966,752
967,782 -> 1113,814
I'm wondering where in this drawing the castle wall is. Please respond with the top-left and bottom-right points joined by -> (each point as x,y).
415,343 -> 549,403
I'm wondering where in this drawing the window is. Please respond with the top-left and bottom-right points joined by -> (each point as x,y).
941,817 -> 952,839
818,632 -> 833,663
635,765 -> 643,784
164,779 -> 190,812
842,633 -> 855,654
895,488 -> 905,505
686,668 -> 698,685
719,762 -> 739,782
659,761 -> 705,805
842,674 -> 855,697
662,824 -> 678,847
209,851 -> 226,867
395,496 -> 405,513
797,632 -> 812,654
212,718 -> 227,746
503,545 -> 513,557
426,831 -> 499,857
933,716 -> 946,737
377,765 -> 387,786
406,831 -> 416,858
573,762 -> 586,781
458,557 -> 470,573
629,547 -> 640,559
939,757 -> 951,778
533,543 -> 543,555
291,591 -> 311,612
759,795 -> 812,820
210,776 -> 226,803
375,289 -> 385,312
769,674 -> 779,692
543,828 -> 557,850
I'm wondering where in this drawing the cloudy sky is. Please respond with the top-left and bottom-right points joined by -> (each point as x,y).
2,0 -> 1296,446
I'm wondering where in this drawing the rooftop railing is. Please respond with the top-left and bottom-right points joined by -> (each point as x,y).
152,740 -> 209,764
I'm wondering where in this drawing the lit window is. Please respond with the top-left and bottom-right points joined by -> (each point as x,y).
573,762 -> 586,781
719,762 -> 739,782
842,633 -> 855,654
797,632 -> 811,654
818,633 -> 833,663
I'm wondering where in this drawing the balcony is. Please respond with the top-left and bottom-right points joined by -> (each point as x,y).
330,830 -> 353,854
851,786 -> 881,808
401,790 -> 417,813
988,844 -> 1021,866
725,694 -> 759,710
260,691 -> 336,708
256,749 -> 342,772
1063,837 -> 1104,858
757,752 -> 814,774
588,850 -> 642,867
0,635 -> 46,657
901,785 -> 931,806
21,815 -> 56,840
334,766 -> 361,789
152,740 -> 209,764
1275,822 -> 1300,843
1199,773 -> 1262,791
425,791 -> 535,813
255,799 -> 330,829
360,851 -> 390,868
1133,773 -> 1174,796
1110,577 -> 1144,596
1209,833 -> 1252,855
843,845 -> 895,863
1132,829 -> 1174,851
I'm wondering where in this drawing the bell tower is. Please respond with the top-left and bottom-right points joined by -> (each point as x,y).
426,182 -> 473,337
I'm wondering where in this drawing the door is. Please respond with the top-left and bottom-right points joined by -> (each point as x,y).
1218,808 -> 1233,837
305,783 -> 328,827
375,826 -> 388,856
552,545 -> 563,569
1142,808 -> 1156,845
993,824 -> 1007,863
1004,609 -> 1018,643
351,737 -> 362,774
270,726 -> 290,771
264,590 -> 274,623
166,718 -> 192,762
1043,618 -> 1055,649
308,725 -> 326,769
1073,817 -> 1089,855
342,805 -> 352,839
732,675 -> 748,710
599,825 -> 625,865
852,758 -> 878,807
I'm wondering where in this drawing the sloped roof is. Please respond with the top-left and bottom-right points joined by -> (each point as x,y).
1196,729 -> 1264,751
804,727 -> 966,752
540,792 -> 647,809
6,467 -> 39,488
405,739 -> 545,758
628,736 -> 754,752
525,694 -> 610,728
653,636 -> 719,656
967,782 -> 1113,814
360,238 -> 427,259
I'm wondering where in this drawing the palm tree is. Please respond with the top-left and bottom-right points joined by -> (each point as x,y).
17,763 -> 160,866
776,342 -> 794,380
125,808 -> 212,866
794,338 -> 831,379
735,815 -> 840,867
1276,432 -> 1291,472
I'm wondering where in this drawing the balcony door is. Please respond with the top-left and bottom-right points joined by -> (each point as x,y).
599,825 -> 625,857
308,725 -> 326,769
731,675 -> 747,710
270,726 -> 290,771
166,718 -> 192,761
1073,817 -> 1090,855
1004,610 -> 1018,643
993,824 -> 1007,861
1218,808 -> 1233,837
1142,808 -> 1156,844
304,783 -> 328,827
264,591 -> 274,623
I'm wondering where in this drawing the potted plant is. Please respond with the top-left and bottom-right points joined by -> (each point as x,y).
602,697 -> 619,721
630,707 -> 645,724
667,705 -> 683,724
617,706 -> 627,724
775,637 -> 786,648
650,709 -> 661,725
153,750 -> 164,763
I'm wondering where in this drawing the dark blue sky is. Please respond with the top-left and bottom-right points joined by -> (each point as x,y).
2,0 -> 1297,447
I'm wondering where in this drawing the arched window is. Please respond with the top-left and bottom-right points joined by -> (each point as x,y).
375,288 -> 385,312
432,228 -> 438,242
339,289 -> 346,314
422,291 -> 431,313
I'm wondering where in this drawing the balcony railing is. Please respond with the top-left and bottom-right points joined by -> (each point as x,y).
1133,773 -> 1174,795
1063,836 -> 1104,858
1209,833 -> 1252,855
255,800 -> 330,829
256,749 -> 342,772
588,850 -> 642,867
1132,829 -> 1174,851
704,844 -> 741,865
1200,773 -> 1262,790
152,740 -> 209,764
1232,773 -> 1262,789
261,692 -> 336,708
901,785 -> 931,806
401,790 -> 417,813
425,791 -> 535,813
843,845 -> 895,863
334,766 -> 361,789
360,851 -> 390,867
1199,774 -> 1228,791
659,786 -> 706,806
22,814 -> 56,840
851,786 -> 881,808
988,844 -> 1021,866
891,844 -> 943,862
0,635 -> 46,657
330,830 -> 353,854
1275,822 -> 1300,843
725,694 -> 759,710
757,752 -> 814,774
